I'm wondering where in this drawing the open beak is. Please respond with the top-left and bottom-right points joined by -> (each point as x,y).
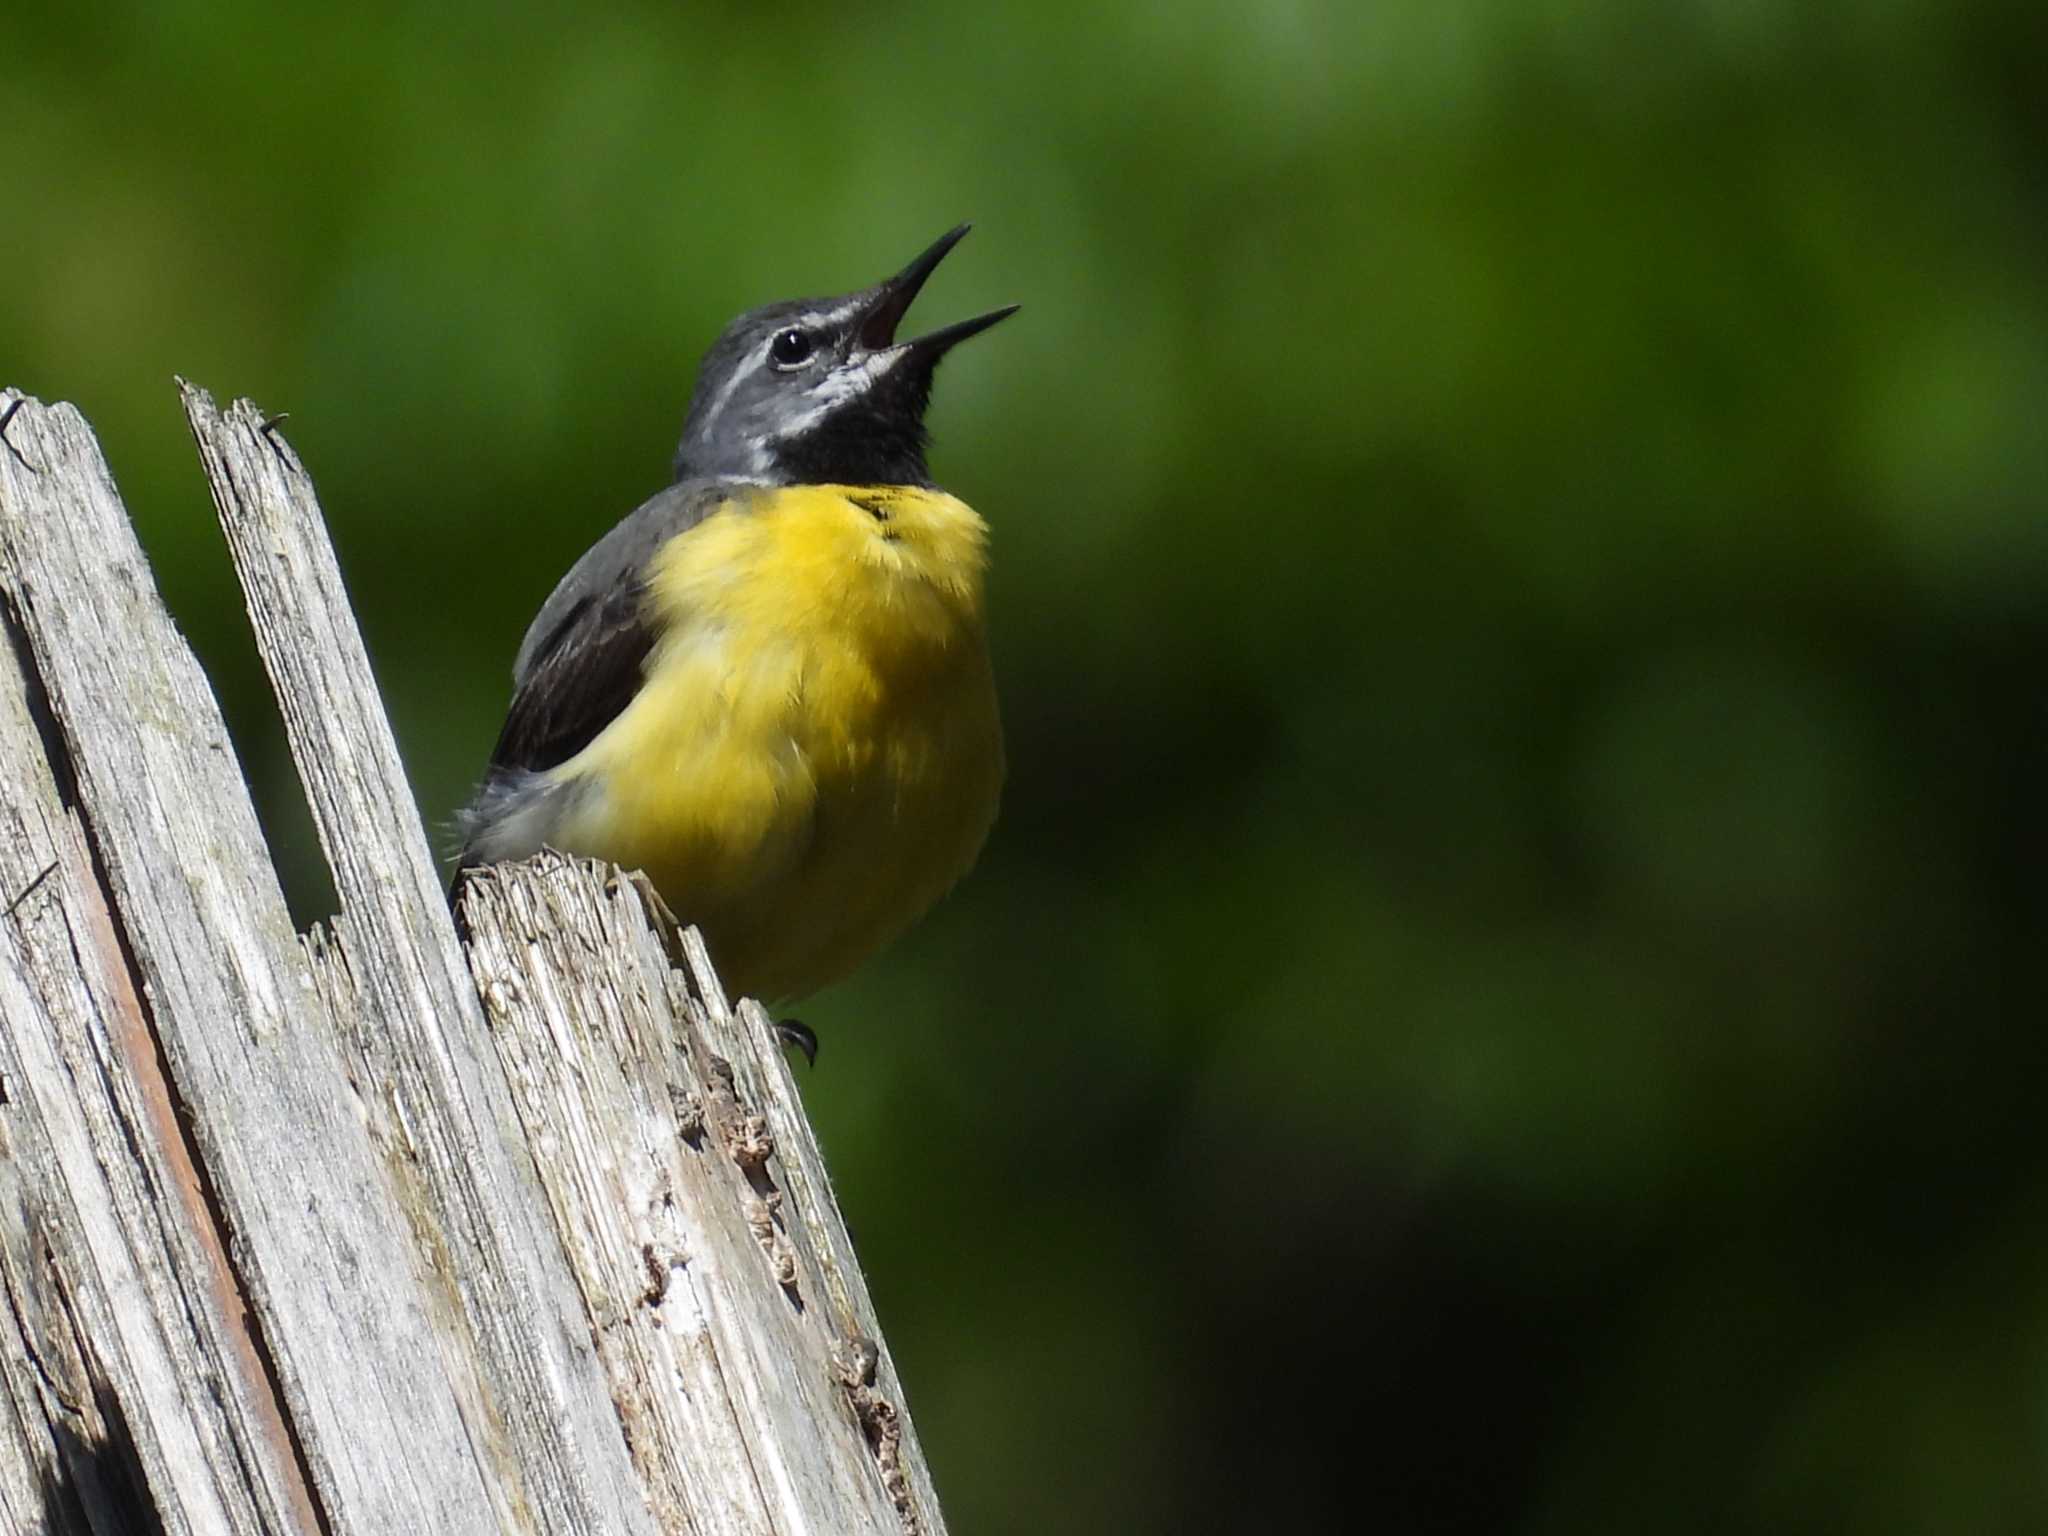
857,224 -> 1020,357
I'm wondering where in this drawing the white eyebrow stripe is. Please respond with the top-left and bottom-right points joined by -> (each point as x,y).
797,296 -> 869,331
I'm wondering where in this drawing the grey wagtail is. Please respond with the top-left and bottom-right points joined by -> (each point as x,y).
455,226 -> 1015,1019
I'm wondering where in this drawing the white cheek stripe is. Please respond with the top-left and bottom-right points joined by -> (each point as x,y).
773,348 -> 904,441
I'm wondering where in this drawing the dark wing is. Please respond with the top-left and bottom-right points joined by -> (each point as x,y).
486,579 -> 650,774
487,480 -> 733,774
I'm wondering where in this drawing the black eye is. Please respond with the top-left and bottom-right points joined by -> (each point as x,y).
769,328 -> 814,369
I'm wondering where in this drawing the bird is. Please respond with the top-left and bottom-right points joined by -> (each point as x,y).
454,226 -> 1015,1030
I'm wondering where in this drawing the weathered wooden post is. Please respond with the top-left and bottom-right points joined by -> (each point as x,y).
0,385 -> 944,1536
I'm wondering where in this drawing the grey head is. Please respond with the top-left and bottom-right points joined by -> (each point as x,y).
671,224 -> 1018,488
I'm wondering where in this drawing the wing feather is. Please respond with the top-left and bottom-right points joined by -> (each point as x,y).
487,479 -> 732,774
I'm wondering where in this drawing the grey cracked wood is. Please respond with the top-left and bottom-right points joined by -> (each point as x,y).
1,382 -> 955,1534
0,568 -> 318,1536
194,380 -> 947,1532
459,854 -> 950,1536
0,389 -> 515,1534
181,383 -> 661,1536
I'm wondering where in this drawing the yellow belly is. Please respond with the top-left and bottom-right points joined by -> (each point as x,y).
545,483 -> 1001,1003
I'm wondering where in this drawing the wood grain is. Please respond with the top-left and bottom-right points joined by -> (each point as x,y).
0,383 -> 954,1534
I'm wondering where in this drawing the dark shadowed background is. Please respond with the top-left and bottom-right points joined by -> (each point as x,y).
6,2 -> 2045,1530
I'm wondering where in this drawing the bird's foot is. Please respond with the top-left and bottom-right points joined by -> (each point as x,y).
773,1017 -> 819,1068
620,869 -> 690,968
615,869 -> 817,1066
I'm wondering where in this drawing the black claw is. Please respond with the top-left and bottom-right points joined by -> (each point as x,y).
774,1017 -> 819,1067
258,412 -> 292,459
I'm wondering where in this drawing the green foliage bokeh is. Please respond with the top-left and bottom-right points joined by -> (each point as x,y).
6,2 -> 2045,1530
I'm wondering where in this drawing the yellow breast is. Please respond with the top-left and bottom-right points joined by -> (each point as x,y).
545,483 -> 1002,1003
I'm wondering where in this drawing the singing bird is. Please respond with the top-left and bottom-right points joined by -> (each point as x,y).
455,227 -> 1014,1018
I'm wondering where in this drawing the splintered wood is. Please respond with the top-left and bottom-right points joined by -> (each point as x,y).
0,385 -> 946,1536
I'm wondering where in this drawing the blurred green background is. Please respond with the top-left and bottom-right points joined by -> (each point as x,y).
7,1 -> 2046,1530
